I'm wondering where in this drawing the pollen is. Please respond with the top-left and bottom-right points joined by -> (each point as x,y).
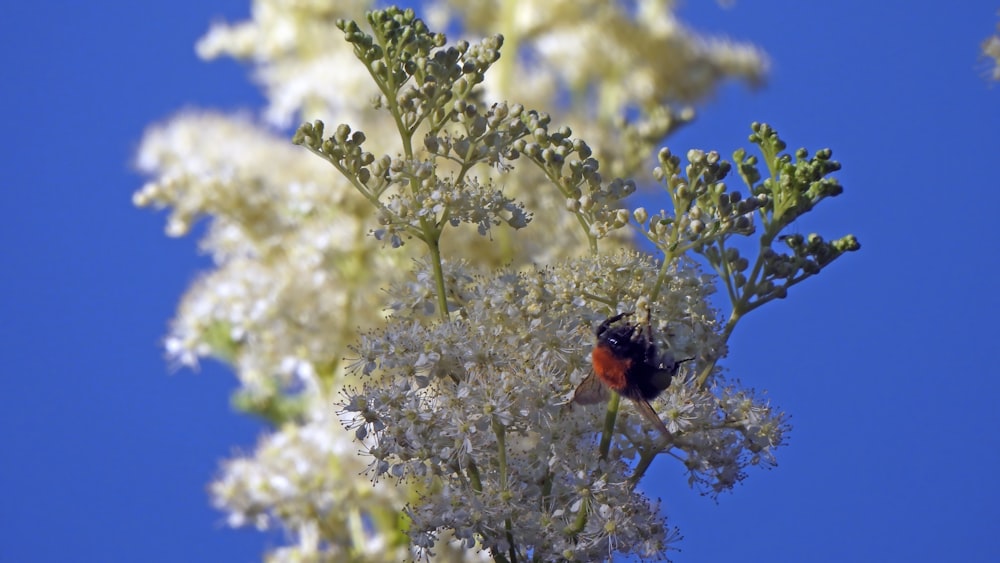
591,344 -> 631,392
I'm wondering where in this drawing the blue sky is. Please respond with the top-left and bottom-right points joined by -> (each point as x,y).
2,1 -> 998,561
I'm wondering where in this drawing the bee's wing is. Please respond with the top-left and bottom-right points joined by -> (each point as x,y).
572,372 -> 609,405
633,398 -> 672,440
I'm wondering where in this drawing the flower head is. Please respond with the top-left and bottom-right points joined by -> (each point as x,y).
337,251 -> 784,559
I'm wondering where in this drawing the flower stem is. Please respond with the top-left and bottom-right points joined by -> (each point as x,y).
598,392 -> 621,460
425,229 -> 450,320
492,418 -> 519,562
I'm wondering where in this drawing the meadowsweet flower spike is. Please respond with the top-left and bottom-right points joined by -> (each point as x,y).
137,4 -> 859,560
337,251 -> 788,560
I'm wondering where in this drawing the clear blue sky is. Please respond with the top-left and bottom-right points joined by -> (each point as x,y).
2,1 -> 998,561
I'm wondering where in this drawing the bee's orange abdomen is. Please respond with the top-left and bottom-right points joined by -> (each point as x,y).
591,343 -> 631,393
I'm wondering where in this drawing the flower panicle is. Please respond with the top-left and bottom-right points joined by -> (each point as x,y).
333,253 -> 785,559
137,4 -> 862,560
626,123 -> 861,390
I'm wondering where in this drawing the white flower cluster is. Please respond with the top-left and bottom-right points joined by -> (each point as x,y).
135,2 -> 780,559
380,166 -> 530,241
339,251 -> 787,560
196,0 -> 379,127
211,399 -> 410,561
426,0 -> 768,177
133,113 -> 406,392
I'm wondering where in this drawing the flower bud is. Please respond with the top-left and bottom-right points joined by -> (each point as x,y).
335,123 -> 352,143
614,209 -> 630,226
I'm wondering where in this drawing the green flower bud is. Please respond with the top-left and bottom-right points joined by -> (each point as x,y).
321,140 -> 337,157
834,234 -> 860,252
335,123 -> 352,143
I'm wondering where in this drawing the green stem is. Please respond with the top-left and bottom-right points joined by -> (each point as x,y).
695,310 -> 740,389
650,257 -> 671,302
425,228 -> 449,320
563,496 -> 590,535
466,459 -> 483,493
492,418 -> 518,562
539,469 -> 553,513
629,450 -> 656,487
598,392 -> 621,460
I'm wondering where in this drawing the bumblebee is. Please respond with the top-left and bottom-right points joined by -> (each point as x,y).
573,311 -> 689,439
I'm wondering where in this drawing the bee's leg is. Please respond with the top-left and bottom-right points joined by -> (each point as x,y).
638,309 -> 658,361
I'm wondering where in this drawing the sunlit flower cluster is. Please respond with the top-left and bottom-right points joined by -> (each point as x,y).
133,113 -> 406,396
426,0 -> 767,177
131,2 -> 823,561
337,251 -> 787,559
211,396 -> 410,561
196,0 -> 379,127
